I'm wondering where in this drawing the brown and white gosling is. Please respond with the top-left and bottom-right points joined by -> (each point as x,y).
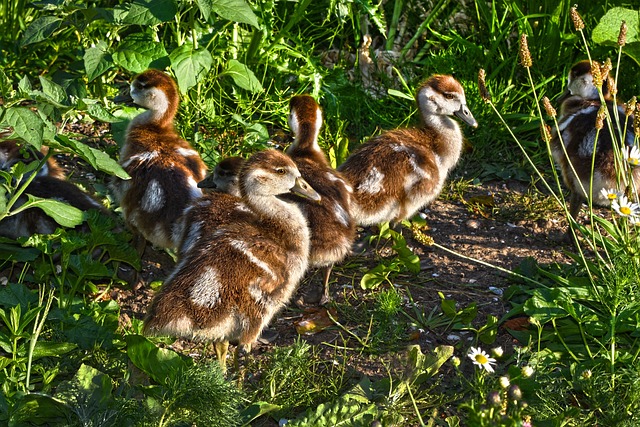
197,156 -> 245,197
551,60 -> 638,220
0,140 -> 105,239
286,94 -> 356,304
110,69 -> 208,250
144,149 -> 320,371
338,74 -> 477,226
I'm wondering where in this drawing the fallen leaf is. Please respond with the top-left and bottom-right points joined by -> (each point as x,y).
501,317 -> 530,331
294,307 -> 337,335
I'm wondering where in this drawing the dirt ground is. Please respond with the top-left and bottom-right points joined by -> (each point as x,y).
111,176 -> 572,370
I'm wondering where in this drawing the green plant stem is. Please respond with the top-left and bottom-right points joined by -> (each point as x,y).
26,285 -> 54,391
386,0 -> 404,51
551,318 -> 579,362
430,242 -> 547,288
406,376 -> 426,427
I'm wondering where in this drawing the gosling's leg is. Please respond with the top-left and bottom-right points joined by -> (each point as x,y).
214,341 -> 229,373
319,264 -> 333,306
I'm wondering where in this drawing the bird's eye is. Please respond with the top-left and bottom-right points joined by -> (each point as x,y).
275,168 -> 286,175
444,93 -> 455,100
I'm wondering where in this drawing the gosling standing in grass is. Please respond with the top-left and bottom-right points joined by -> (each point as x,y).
551,60 -> 638,220
338,74 -> 477,226
110,69 -> 208,251
144,149 -> 320,371
286,95 -> 356,304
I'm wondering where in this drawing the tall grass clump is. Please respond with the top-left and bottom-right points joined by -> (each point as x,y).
481,6 -> 640,425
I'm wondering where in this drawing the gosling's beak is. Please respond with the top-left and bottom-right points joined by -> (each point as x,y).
290,176 -> 321,202
113,87 -> 135,106
454,104 -> 478,128
197,174 -> 216,189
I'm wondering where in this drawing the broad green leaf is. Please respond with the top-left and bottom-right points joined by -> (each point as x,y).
593,8 -> 639,45
20,16 -> 62,47
195,0 -> 213,21
69,253 -> 110,277
18,75 -> 32,94
407,344 -> 454,385
211,0 -> 259,27
3,107 -> 45,149
32,341 -> 77,359
124,0 -> 178,25
170,44 -> 213,94
84,41 -> 114,82
0,242 -> 41,262
224,59 -> 262,93
54,134 -> 129,179
239,401 -> 281,425
23,195 -> 84,227
8,393 -> 71,425
126,334 -> 193,386
56,364 -> 113,409
53,303 -> 119,350
85,101 -> 121,123
0,283 -> 39,309
38,76 -> 67,105
113,34 -> 169,74
593,7 -> 640,66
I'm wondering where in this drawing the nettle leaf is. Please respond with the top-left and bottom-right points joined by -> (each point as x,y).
53,134 -> 129,179
24,195 -> 84,227
224,59 -> 262,93
593,7 -> 639,45
84,41 -> 114,82
113,34 -> 169,74
593,8 -> 640,66
20,16 -> 62,47
124,0 -> 178,25
211,0 -> 259,27
126,334 -> 193,386
170,44 -> 213,94
3,107 -> 45,149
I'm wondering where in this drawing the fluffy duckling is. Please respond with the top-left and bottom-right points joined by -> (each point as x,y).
286,94 -> 356,304
338,75 -> 477,226
144,149 -> 320,370
111,69 -> 208,250
551,60 -> 637,220
197,156 -> 245,197
0,140 -> 105,239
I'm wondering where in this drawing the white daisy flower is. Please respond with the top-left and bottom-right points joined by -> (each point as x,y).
467,346 -> 496,373
600,188 -> 622,203
626,146 -> 640,167
612,195 -> 640,217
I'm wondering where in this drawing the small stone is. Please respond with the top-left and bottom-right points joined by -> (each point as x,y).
466,219 -> 481,229
488,286 -> 503,296
447,334 -> 461,341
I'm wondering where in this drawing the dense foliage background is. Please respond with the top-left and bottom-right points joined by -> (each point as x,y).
1,0 -> 640,425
